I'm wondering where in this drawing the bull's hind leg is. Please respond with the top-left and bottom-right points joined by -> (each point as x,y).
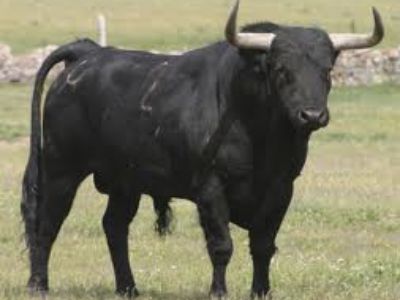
28,167 -> 86,294
197,173 -> 233,298
102,184 -> 141,297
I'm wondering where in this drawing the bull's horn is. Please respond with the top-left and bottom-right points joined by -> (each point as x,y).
330,8 -> 384,50
225,0 -> 276,50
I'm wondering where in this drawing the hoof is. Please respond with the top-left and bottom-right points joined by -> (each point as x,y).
209,290 -> 228,299
27,277 -> 49,298
250,290 -> 272,300
116,286 -> 140,298
28,287 -> 49,299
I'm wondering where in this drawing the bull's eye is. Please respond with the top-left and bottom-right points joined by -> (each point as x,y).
276,67 -> 292,84
253,65 -> 262,74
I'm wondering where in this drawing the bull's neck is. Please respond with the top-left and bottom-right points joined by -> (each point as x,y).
217,47 -> 307,141
217,47 -> 310,183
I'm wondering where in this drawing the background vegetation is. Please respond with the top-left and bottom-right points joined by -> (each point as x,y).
0,0 -> 399,299
0,84 -> 399,300
0,0 -> 400,53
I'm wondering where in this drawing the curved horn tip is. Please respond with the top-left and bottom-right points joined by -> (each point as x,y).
224,0 -> 275,50
372,6 -> 380,19
372,7 -> 385,39
225,0 -> 241,45
231,0 -> 240,15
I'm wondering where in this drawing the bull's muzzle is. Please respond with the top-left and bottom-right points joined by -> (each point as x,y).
297,108 -> 329,130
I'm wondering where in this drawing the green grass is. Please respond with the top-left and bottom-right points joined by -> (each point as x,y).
0,83 -> 399,299
0,0 -> 399,53
0,84 -> 30,141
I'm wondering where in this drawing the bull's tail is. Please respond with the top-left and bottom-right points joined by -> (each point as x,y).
21,39 -> 100,249
152,196 -> 173,236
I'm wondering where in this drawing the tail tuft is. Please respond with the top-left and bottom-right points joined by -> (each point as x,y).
153,196 -> 173,236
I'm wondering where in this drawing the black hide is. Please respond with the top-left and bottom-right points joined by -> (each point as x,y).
22,21 -> 338,298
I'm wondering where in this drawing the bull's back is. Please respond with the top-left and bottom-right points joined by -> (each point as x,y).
43,45 -> 223,194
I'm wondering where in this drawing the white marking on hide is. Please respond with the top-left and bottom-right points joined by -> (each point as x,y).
155,126 -> 161,138
66,60 -> 89,87
139,60 -> 169,113
205,133 -> 211,145
140,80 -> 158,112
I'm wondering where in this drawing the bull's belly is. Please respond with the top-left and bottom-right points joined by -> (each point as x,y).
227,192 -> 256,230
92,150 -> 193,198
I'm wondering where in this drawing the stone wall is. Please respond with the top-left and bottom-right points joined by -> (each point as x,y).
332,47 -> 400,86
1,43 -> 400,86
0,44 -> 58,83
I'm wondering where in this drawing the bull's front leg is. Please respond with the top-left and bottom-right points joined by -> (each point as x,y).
249,182 -> 293,299
197,173 -> 233,298
249,231 -> 277,299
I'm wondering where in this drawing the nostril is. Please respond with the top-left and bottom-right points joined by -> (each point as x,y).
299,110 -> 311,122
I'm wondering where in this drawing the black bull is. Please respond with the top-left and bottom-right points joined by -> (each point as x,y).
22,0 -> 384,298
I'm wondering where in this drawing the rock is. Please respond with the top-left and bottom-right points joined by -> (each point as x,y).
0,44 -> 60,83
0,44 -> 400,86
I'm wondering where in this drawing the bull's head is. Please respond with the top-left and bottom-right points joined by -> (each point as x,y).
225,0 -> 384,131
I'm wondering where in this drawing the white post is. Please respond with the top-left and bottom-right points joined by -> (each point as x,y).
97,14 -> 107,47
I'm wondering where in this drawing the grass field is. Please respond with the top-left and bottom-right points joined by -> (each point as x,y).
0,0 -> 400,53
0,82 -> 399,300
